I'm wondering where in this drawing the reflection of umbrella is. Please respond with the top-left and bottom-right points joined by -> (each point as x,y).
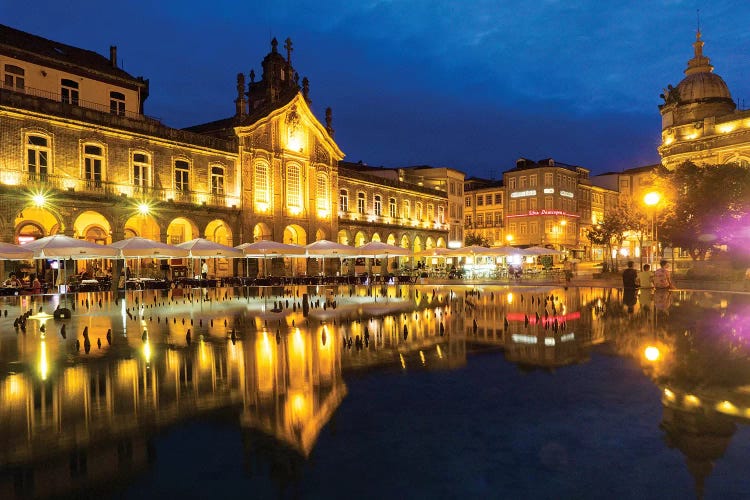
22,234 -> 117,259
0,242 -> 33,260
176,238 -> 243,258
354,242 -> 412,258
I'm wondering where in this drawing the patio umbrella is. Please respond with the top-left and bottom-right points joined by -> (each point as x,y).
414,247 -> 453,258
176,238 -> 243,279
524,246 -> 565,256
355,241 -> 413,277
484,245 -> 527,256
445,245 -> 492,257
110,236 -> 189,281
22,234 -> 118,293
305,240 -> 358,276
0,242 -> 34,260
236,240 -> 305,277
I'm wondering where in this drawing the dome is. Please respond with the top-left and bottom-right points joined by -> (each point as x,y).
676,71 -> 732,103
674,31 -> 734,104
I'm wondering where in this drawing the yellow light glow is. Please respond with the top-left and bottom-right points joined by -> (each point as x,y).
643,191 -> 661,207
255,202 -> 269,212
143,340 -> 152,363
718,123 -> 736,134
419,350 -> 426,365
137,202 -> 150,215
39,340 -> 48,380
399,353 -> 406,369
506,292 -> 513,304
685,132 -> 698,140
663,136 -> 674,145
0,171 -> 21,186
663,388 -> 675,400
644,345 -> 660,362
436,345 -> 443,359
317,209 -> 329,219
288,206 -> 302,215
684,394 -> 701,407
560,220 -> 567,226
716,400 -> 737,415
32,193 -> 46,208
506,234 -> 514,243
287,134 -> 302,152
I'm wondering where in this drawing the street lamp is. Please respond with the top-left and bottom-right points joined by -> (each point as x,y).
505,234 -> 514,245
644,191 -> 661,264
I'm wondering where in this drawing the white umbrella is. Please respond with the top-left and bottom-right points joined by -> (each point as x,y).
176,238 -> 243,258
0,242 -> 34,260
446,245 -> 492,257
524,246 -> 565,256
354,241 -> 412,258
305,240 -> 357,276
22,234 -> 117,259
414,247 -> 453,258
484,245 -> 528,256
110,237 -> 189,258
236,241 -> 305,277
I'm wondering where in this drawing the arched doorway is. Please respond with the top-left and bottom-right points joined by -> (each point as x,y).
400,234 -> 410,266
74,211 -> 112,276
413,236 -> 422,253
14,206 -> 60,244
386,234 -> 396,246
167,217 -> 199,245
315,228 -> 327,241
371,233 -> 381,243
337,229 -> 351,246
437,237 -> 446,248
124,214 -> 160,241
253,222 -> 272,242
354,231 -> 367,247
205,219 -> 233,277
426,237 -> 435,250
284,224 -> 307,275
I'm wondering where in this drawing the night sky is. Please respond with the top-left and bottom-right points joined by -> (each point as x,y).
4,1 -> 750,177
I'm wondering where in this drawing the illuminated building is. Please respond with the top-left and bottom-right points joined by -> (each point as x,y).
0,24 -> 455,278
337,162 -> 449,261
463,178 -> 505,245
502,158 -> 588,258
659,31 -> 750,169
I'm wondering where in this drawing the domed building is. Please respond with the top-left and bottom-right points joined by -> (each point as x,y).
658,31 -> 750,169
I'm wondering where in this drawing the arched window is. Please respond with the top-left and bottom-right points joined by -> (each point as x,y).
316,172 -> 329,211
26,134 -> 50,181
402,200 -> 410,219
286,164 -> 302,210
357,192 -> 365,214
132,152 -> 151,190
374,195 -> 382,216
254,162 -> 270,204
389,197 -> 397,218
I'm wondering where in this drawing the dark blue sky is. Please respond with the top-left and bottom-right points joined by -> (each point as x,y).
4,1 -> 750,177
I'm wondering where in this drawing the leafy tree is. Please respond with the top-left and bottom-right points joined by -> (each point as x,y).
655,162 -> 750,260
464,231 -> 490,247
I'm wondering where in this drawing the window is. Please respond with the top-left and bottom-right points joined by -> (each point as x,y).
374,195 -> 382,216
508,178 -> 516,189
211,166 -> 225,195
61,78 -> 79,105
254,162 -> 269,204
477,196 -> 483,206
132,152 -> 150,189
339,189 -> 348,213
465,196 -> 471,207
4,64 -> 24,90
530,221 -> 538,234
509,200 -> 516,213
530,174 -> 538,187
519,176 -> 527,188
544,173 -> 553,185
495,213 -> 503,226
357,192 -> 365,214
545,221 -> 553,233
403,200 -> 410,219
449,182 -> 456,195
477,215 -> 484,227
495,193 -> 502,204
530,197 -> 538,210
486,194 -> 493,205
26,135 -> 50,181
175,160 -> 189,192
389,197 -> 397,218
438,205 -> 445,224
465,215 -> 472,226
416,202 -> 423,220
316,172 -> 329,212
520,199 -> 527,212
545,196 -> 553,210
509,222 -> 517,235
520,223 -> 527,235
83,145 -> 103,188
110,91 -> 125,116
286,164 -> 301,209
427,204 -> 434,222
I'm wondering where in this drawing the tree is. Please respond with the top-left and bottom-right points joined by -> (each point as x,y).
655,162 -> 750,260
464,231 -> 490,247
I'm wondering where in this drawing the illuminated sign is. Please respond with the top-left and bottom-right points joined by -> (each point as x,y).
560,190 -> 574,198
510,190 -> 537,198
543,188 -> 555,194
506,210 -> 580,218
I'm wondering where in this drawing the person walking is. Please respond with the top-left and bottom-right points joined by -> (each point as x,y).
622,260 -> 639,289
653,259 -> 674,290
201,260 -> 209,280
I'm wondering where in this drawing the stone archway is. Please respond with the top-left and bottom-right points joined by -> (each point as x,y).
124,214 -> 160,241
354,231 -> 367,247
337,229 -> 352,246
205,219 -> 233,277
167,217 -> 199,245
437,237 -> 446,248
284,224 -> 307,275
253,222 -> 272,242
74,210 -> 113,276
14,206 -> 61,244
371,232 -> 381,243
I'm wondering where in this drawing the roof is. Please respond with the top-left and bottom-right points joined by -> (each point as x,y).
0,24 -> 146,88
339,163 -> 447,198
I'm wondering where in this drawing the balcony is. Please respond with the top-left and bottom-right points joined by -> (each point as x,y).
4,171 -> 235,209
338,211 -> 449,231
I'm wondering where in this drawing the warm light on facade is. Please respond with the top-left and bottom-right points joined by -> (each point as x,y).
137,202 -> 150,215
0,171 -> 21,186
643,191 -> 661,207
644,345 -> 660,361
717,123 -> 736,134
32,193 -> 46,208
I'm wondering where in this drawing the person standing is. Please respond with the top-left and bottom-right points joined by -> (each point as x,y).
622,260 -> 638,289
653,259 -> 674,290
31,274 -> 42,294
201,260 -> 208,280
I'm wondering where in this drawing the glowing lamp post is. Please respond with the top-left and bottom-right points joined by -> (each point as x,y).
643,191 -> 661,264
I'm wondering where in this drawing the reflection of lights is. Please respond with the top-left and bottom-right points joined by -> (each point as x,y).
399,353 -> 406,369
143,340 -> 152,364
717,400 -> 737,415
663,388 -> 675,401
436,345 -> 443,359
684,394 -> 701,407
419,350 -> 425,365
39,340 -> 48,380
506,292 -> 513,304
5,374 -> 21,398
644,346 -> 660,362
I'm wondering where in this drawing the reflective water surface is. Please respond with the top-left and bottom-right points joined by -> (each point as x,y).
1,285 -> 749,498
